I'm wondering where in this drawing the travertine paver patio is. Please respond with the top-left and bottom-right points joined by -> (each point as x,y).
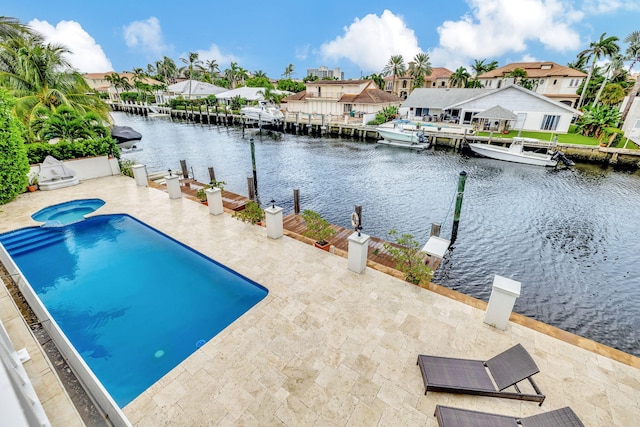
1,175 -> 639,426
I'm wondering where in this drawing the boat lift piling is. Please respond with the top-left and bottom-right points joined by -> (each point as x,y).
249,138 -> 258,200
208,167 -> 216,182
450,171 -> 467,246
293,189 -> 300,214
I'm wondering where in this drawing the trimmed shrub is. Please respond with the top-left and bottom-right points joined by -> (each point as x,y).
25,137 -> 120,164
0,89 -> 30,204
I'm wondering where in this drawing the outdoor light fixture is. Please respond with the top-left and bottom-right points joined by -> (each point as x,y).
270,199 -> 275,209
168,169 -> 172,176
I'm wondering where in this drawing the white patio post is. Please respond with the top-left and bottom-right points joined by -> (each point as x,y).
347,232 -> 370,273
165,174 -> 181,199
264,204 -> 283,239
132,164 -> 148,187
206,188 -> 224,215
484,275 -> 521,330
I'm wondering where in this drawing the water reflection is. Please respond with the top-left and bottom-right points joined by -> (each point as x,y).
114,112 -> 640,356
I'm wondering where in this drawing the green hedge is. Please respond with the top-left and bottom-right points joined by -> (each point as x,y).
25,137 -> 120,164
0,89 -> 30,204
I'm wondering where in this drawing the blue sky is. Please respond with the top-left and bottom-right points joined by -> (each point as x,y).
5,0 -> 640,78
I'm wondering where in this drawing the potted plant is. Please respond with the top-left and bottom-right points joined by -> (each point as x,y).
27,172 -> 39,192
196,187 -> 208,203
301,209 -> 336,251
233,200 -> 264,225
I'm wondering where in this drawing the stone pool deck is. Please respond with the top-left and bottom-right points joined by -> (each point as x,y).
1,175 -> 639,426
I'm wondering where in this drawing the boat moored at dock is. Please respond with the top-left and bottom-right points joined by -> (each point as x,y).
468,137 -> 574,167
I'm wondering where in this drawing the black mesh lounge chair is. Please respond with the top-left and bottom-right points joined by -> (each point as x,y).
417,344 -> 545,405
434,405 -> 585,427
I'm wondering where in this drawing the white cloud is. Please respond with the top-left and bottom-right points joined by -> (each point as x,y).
582,0 -> 640,14
177,45 -> 238,70
28,19 -> 113,73
320,10 -> 422,74
123,17 -> 168,56
431,0 -> 583,70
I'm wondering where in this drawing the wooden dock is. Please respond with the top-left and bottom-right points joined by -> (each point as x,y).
151,178 -> 440,276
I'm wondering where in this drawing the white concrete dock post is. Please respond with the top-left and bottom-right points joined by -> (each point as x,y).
132,164 -> 148,187
347,232 -> 370,273
421,236 -> 450,268
206,188 -> 224,215
165,174 -> 181,199
264,205 -> 283,239
484,275 -> 521,330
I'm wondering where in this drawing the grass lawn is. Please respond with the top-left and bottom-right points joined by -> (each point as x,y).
476,125 -> 638,149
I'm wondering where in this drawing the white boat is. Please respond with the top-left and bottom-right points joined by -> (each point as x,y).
241,101 -> 284,123
376,120 -> 431,149
468,138 -> 574,167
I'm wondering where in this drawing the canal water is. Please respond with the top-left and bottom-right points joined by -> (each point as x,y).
113,112 -> 640,357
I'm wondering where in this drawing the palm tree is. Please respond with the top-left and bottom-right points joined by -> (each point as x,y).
204,59 -> 220,81
253,69 -> 267,78
282,64 -> 295,79
0,35 -> 109,137
409,52 -> 432,88
104,72 -> 128,103
621,30 -> 640,122
0,16 -> 31,39
180,52 -> 201,99
382,55 -> 406,95
449,66 -> 471,88
33,105 -> 108,142
156,56 -> 177,84
470,59 -> 488,78
593,54 -> 624,106
577,32 -> 620,108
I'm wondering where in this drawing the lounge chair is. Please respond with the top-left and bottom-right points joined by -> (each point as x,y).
434,405 -> 585,427
417,343 -> 545,405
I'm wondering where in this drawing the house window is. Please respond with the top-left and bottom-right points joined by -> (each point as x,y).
553,79 -> 557,85
497,80 -> 502,88
317,87 -> 321,97
402,80 -> 407,88
344,104 -> 352,113
440,81 -> 445,87
487,81 -> 492,87
541,115 -> 560,131
432,82 -> 436,87
539,79 -> 544,85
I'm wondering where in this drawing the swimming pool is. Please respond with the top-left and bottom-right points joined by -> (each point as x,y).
0,214 -> 268,407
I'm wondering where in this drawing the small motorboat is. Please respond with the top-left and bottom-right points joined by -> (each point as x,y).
111,125 -> 142,149
241,101 -> 284,124
468,138 -> 574,167
376,120 -> 431,150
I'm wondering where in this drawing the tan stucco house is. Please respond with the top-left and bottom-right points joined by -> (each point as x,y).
384,67 -> 453,99
282,80 -> 402,116
477,62 -> 586,108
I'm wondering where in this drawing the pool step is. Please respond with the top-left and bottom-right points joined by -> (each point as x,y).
0,228 -> 65,256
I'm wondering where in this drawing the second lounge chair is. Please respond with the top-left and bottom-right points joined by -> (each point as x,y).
417,343 -> 545,405
434,405 -> 585,427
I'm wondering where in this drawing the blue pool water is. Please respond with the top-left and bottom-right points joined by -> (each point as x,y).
0,214 -> 268,407
31,198 -> 105,226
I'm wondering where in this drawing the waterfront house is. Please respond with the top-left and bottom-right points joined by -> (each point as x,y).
620,95 -> 640,146
403,84 -> 581,133
281,79 -> 402,117
383,67 -> 453,99
167,80 -> 227,101
216,87 -> 290,105
477,62 -> 586,108
83,72 -> 164,103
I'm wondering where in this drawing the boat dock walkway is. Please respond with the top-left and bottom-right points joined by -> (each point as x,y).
150,177 -> 440,275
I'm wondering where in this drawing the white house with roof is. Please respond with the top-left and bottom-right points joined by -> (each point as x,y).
167,80 -> 227,100
620,96 -> 640,146
403,85 -> 581,133
215,87 -> 290,104
477,62 -> 586,107
282,79 -> 402,115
